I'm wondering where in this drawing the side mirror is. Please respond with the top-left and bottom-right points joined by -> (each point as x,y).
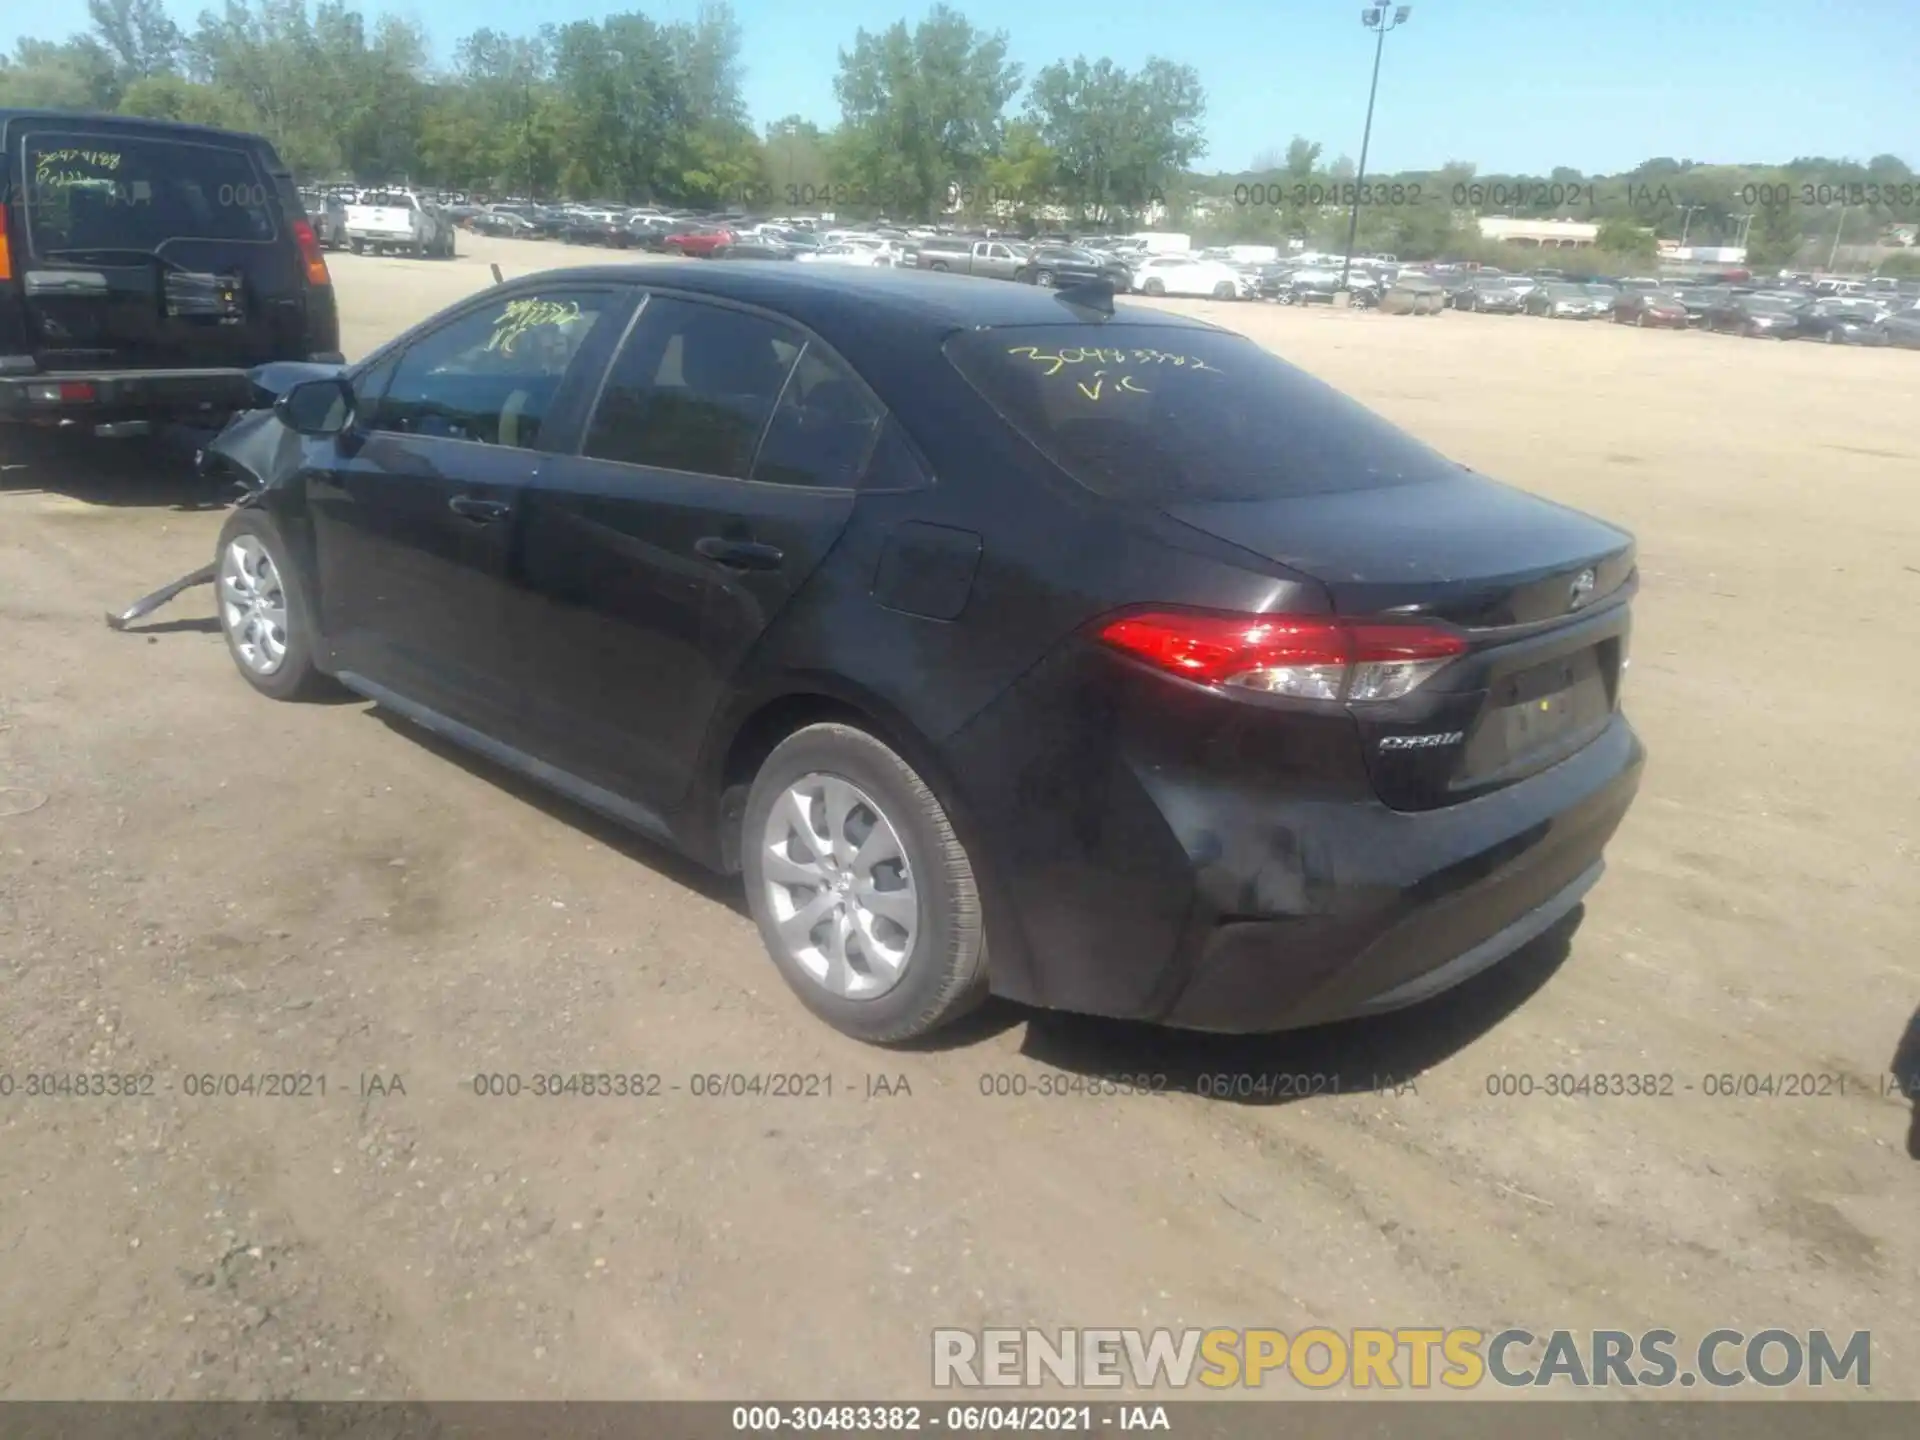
276,375 -> 355,436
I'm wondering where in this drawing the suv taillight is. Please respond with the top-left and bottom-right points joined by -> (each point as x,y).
0,203 -> 13,282
1098,610 -> 1468,703
292,219 -> 330,286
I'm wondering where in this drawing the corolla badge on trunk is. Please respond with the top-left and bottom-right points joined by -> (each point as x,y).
1379,731 -> 1466,751
1568,568 -> 1596,610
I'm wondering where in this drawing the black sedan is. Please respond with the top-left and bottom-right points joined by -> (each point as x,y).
1797,298 -> 1891,345
1015,246 -> 1132,289
1703,293 -> 1806,338
1872,304 -> 1920,348
203,264 -> 1644,1043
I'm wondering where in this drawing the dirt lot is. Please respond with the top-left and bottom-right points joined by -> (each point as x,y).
1,231 -> 1915,1401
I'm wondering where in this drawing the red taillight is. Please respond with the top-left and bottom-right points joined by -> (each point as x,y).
1098,610 -> 1467,703
0,202 -> 13,282
292,218 -> 330,287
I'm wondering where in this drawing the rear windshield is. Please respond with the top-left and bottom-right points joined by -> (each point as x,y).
20,131 -> 277,255
944,324 -> 1453,503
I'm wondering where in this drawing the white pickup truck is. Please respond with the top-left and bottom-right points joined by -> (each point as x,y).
343,190 -> 454,258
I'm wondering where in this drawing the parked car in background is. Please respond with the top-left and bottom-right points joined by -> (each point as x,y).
0,108 -> 341,438
1870,304 -> 1920,349
1666,287 -> 1721,326
916,237 -> 1025,280
204,262 -> 1643,1045
1797,297 -> 1891,345
1610,291 -> 1690,328
1704,292 -> 1805,338
559,212 -> 633,248
1130,255 -> 1247,299
1015,246 -> 1133,289
664,224 -> 737,258
1524,282 -> 1597,319
313,193 -> 349,250
799,243 -> 895,268
343,189 -> 454,257
714,238 -> 798,261
1582,283 -> 1619,316
1461,279 -> 1528,314
470,210 -> 539,239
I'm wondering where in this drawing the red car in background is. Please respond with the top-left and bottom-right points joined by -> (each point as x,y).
1611,291 -> 1691,328
664,224 -> 736,257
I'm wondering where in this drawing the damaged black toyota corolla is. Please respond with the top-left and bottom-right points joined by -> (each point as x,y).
155,263 -> 1645,1044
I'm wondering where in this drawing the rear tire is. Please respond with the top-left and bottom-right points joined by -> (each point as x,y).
214,508 -> 336,702
1035,269 -> 1055,287
1212,281 -> 1236,299
1143,279 -> 1166,296
741,723 -> 987,1045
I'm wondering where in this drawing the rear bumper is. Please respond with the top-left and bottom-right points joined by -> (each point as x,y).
1159,717 -> 1643,1032
0,367 -> 257,422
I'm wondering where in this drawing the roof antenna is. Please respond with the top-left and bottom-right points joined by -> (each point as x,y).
1053,278 -> 1114,318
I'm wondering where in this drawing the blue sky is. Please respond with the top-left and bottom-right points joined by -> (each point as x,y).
19,0 -> 1918,174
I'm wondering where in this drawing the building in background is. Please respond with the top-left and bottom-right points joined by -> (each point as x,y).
1475,216 -> 1598,248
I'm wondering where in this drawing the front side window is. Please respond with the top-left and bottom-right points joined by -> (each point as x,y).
21,130 -> 276,255
370,289 -> 610,448
583,296 -> 803,478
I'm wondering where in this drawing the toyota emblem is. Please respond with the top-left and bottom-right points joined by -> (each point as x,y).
1568,569 -> 1596,610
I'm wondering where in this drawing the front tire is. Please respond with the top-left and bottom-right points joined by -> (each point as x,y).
214,508 -> 334,701
1035,269 -> 1055,287
742,723 -> 987,1044
1143,278 -> 1166,296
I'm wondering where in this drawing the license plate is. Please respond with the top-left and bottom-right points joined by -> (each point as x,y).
1500,689 -> 1581,754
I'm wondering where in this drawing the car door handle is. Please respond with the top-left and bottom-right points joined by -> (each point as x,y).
695,537 -> 785,570
448,495 -> 510,523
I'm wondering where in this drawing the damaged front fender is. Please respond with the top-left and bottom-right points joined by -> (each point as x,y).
107,362 -> 335,630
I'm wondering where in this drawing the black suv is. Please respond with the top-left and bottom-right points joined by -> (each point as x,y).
0,110 -> 342,437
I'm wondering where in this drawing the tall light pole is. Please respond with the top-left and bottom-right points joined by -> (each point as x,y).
1676,204 -> 1704,248
1827,204 -> 1848,271
1339,5 -> 1411,294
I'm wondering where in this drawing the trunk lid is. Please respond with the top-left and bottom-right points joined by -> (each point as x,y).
1164,474 -> 1635,811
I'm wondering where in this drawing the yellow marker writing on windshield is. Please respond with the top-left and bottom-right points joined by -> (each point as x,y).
487,298 -> 583,355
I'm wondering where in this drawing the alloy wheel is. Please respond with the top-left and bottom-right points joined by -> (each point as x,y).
218,535 -> 289,676
760,773 -> 918,1000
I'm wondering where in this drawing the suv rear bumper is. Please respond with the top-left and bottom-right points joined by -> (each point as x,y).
0,367 -> 258,422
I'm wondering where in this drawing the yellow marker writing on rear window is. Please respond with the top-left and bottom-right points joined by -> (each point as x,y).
1005,345 -> 1221,400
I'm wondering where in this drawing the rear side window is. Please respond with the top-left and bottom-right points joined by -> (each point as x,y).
20,131 -> 278,255
583,296 -> 802,478
751,344 -> 884,489
944,324 -> 1455,503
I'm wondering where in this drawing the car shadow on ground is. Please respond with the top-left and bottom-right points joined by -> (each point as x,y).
0,425 -> 237,510
359,699 -> 1578,1084
366,707 -> 751,916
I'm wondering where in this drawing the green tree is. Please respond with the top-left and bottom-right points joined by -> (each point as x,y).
1025,55 -> 1205,224
118,73 -> 255,128
832,4 -> 1021,220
